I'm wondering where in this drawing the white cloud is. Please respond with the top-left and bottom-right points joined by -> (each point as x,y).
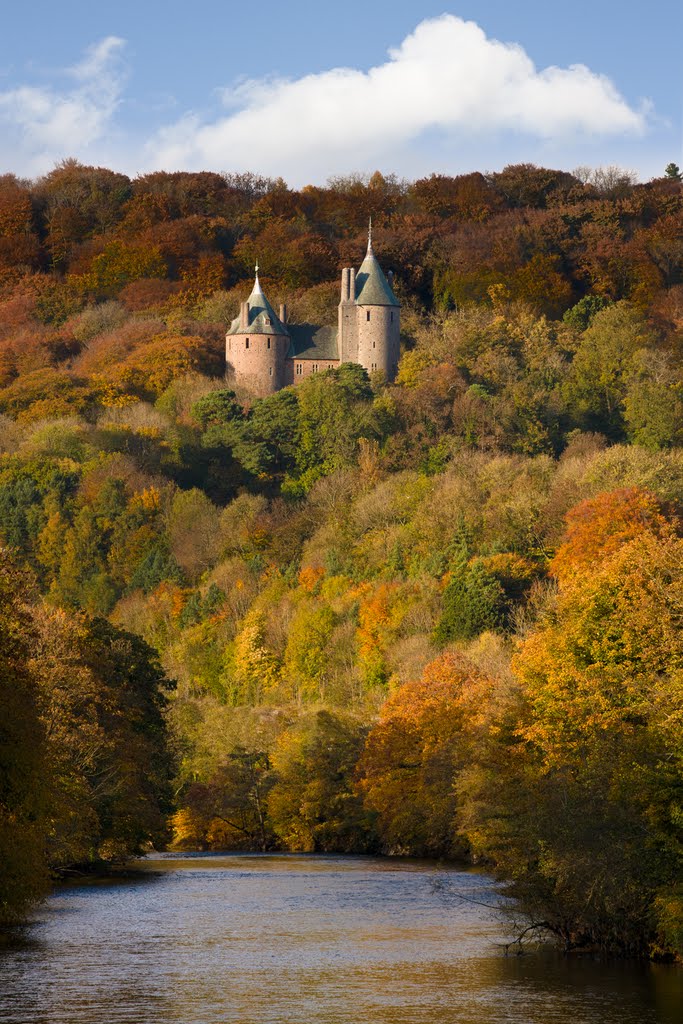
148,15 -> 647,181
0,37 -> 126,176
0,18 -> 650,183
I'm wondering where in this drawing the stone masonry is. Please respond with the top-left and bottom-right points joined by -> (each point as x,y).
225,225 -> 400,395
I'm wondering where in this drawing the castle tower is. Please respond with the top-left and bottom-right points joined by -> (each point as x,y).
338,221 -> 400,382
225,266 -> 290,395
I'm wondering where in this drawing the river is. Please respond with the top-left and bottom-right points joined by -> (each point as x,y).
0,853 -> 680,1023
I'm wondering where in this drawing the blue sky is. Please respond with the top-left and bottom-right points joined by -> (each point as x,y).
0,0 -> 680,184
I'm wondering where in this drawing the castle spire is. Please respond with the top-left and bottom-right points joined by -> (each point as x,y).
254,261 -> 260,289
367,217 -> 373,256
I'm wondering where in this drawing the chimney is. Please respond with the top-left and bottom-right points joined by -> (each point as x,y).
349,267 -> 356,302
240,301 -> 249,329
279,303 -> 287,324
340,268 -> 349,302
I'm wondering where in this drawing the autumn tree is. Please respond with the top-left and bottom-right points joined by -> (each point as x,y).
358,652 -> 495,857
34,611 -> 174,866
0,176 -> 41,279
268,710 -> 375,852
35,161 -> 132,268
176,750 -> 275,851
282,598 -> 336,703
460,490 -> 683,957
0,555 -> 49,924
167,487 -> 221,578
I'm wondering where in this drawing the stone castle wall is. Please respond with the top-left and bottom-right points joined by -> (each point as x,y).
283,358 -> 339,386
356,305 -> 400,381
226,332 -> 288,396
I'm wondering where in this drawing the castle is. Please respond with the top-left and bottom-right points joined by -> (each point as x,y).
225,225 -> 400,394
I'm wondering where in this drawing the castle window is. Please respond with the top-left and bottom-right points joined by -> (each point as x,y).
296,363 -> 302,375
228,340 -> 231,350
372,341 -> 375,349
366,311 -> 371,321
391,311 -> 394,322
269,367 -> 272,376
265,317 -> 271,325
267,338 -> 271,349
312,364 -> 318,373
246,338 -> 249,349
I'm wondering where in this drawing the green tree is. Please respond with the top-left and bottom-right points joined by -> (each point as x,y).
191,389 -> 244,432
228,389 -> 301,478
624,350 -> 683,448
433,551 -> 504,646
562,295 -> 611,331
565,302 -> 658,437
289,364 -> 382,492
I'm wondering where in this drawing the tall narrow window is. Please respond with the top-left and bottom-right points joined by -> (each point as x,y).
366,310 -> 371,321
267,338 -> 271,349
246,338 -> 249,349
228,340 -> 231,351
391,311 -> 394,322
373,341 -> 375,349
269,367 -> 272,376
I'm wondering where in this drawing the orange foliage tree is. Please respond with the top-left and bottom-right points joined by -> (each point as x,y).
459,489 -> 683,957
550,486 -> 677,583
357,652 -> 496,857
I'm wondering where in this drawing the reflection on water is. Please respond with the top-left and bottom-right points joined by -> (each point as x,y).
0,853 -> 680,1024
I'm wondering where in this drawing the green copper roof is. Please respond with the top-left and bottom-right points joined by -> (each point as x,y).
354,247 -> 399,307
226,272 -> 289,336
286,324 -> 339,361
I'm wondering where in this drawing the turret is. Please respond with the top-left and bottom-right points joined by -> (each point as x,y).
225,265 -> 290,395
338,220 -> 400,382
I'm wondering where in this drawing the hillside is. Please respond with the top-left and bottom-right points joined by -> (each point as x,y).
1,160 -> 683,958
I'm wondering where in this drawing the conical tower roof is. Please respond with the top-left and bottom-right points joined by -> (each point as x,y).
354,221 -> 399,306
226,266 -> 289,336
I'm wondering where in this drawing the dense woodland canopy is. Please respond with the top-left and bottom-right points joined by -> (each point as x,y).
1,159 -> 683,959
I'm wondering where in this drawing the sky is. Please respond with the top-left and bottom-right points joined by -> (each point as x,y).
0,0 -> 681,185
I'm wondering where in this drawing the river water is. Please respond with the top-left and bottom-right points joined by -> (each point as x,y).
0,853 -> 680,1023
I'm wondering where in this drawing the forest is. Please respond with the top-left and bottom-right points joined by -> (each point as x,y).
1,159 -> 683,959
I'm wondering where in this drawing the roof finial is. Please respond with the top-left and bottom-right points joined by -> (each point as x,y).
367,216 -> 373,255
254,260 -> 261,290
